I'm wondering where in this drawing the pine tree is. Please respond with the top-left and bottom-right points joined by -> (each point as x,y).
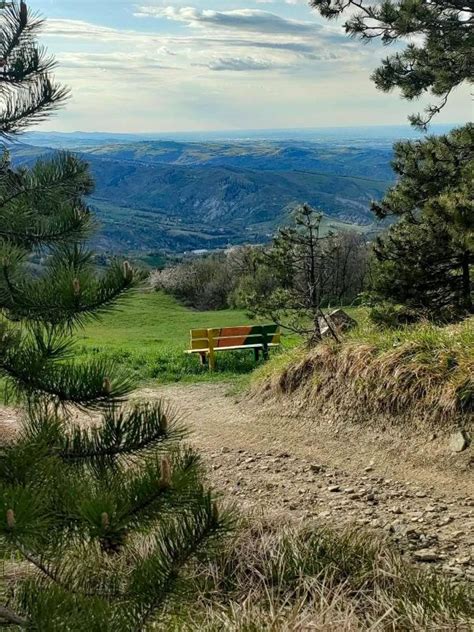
243,204 -> 340,343
310,0 -> 473,129
309,1 -> 473,318
371,124 -> 473,317
0,3 -> 227,628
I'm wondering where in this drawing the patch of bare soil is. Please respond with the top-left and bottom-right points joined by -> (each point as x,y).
1,383 -> 473,583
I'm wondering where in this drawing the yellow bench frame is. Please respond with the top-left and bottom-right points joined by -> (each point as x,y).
186,324 -> 281,371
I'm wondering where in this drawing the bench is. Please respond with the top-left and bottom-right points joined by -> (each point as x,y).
186,324 -> 280,371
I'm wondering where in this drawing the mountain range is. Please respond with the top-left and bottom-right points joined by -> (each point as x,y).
7,129 -> 405,253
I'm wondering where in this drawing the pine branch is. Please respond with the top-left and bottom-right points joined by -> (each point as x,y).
0,254 -> 139,327
1,75 -> 69,136
0,340 -> 135,408
0,2 -> 68,136
0,1 -> 41,61
60,402 -> 183,464
131,495 -> 226,629
0,152 -> 95,246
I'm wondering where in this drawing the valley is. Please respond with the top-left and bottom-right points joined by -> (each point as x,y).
9,130 -> 395,253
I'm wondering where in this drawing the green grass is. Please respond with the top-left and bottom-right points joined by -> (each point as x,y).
253,315 -> 474,425
160,520 -> 474,630
75,290 -> 295,385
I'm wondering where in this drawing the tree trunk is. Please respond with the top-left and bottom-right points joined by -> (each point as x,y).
307,313 -> 322,348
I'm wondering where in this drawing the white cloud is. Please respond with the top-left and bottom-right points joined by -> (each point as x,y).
196,55 -> 278,71
59,52 -> 175,72
45,19 -> 147,42
134,6 -> 321,35
34,5 -> 471,133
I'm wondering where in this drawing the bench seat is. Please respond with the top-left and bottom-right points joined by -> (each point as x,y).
186,324 -> 280,371
186,342 -> 280,354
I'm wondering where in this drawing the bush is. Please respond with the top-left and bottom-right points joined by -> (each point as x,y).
150,253 -> 242,310
150,234 -> 369,315
369,302 -> 423,328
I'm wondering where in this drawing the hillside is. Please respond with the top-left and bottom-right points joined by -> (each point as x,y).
9,136 -> 393,253
84,139 -> 394,181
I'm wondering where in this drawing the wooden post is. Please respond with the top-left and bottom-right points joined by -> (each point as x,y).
262,327 -> 269,360
208,328 -> 216,371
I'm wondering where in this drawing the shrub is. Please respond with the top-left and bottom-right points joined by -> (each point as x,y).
369,302 -> 424,328
150,253 -> 239,310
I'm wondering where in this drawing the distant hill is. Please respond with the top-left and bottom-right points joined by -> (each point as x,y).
8,136 -> 393,253
85,140 -> 394,181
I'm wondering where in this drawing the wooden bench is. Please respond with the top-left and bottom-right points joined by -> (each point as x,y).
186,324 -> 280,371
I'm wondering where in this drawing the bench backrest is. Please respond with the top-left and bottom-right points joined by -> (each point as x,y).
190,324 -> 280,351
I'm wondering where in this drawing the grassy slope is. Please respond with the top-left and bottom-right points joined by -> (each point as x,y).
254,315 -> 474,427
76,291 -> 295,384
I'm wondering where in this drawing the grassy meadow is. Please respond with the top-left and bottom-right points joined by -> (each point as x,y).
75,290 -> 296,385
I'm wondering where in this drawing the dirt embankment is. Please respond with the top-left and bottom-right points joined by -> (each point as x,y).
1,382 -> 472,583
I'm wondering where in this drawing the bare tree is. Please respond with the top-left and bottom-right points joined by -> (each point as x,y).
243,204 -> 340,344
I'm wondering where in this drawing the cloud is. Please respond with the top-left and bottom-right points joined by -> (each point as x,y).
134,7 -> 319,35
196,56 -> 278,71
59,52 -> 174,72
44,19 -> 320,55
44,19 -> 158,44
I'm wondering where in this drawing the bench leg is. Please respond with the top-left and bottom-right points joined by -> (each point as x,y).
254,348 -> 260,362
208,349 -> 216,372
199,352 -> 208,366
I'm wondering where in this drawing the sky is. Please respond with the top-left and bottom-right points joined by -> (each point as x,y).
26,0 -> 472,133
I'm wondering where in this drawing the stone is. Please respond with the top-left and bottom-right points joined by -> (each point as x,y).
319,309 -> 357,338
449,430 -> 470,453
310,464 -> 323,474
328,485 -> 341,492
413,549 -> 441,563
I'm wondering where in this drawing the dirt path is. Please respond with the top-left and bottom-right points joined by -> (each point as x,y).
1,383 -> 472,582
142,383 -> 473,583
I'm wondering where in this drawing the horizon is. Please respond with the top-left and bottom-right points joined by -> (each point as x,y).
23,122 -> 461,146
27,1 -> 471,133
28,122 -> 459,135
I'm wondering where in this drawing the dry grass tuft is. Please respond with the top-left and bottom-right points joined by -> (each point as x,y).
253,318 -> 473,428
160,521 -> 473,631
